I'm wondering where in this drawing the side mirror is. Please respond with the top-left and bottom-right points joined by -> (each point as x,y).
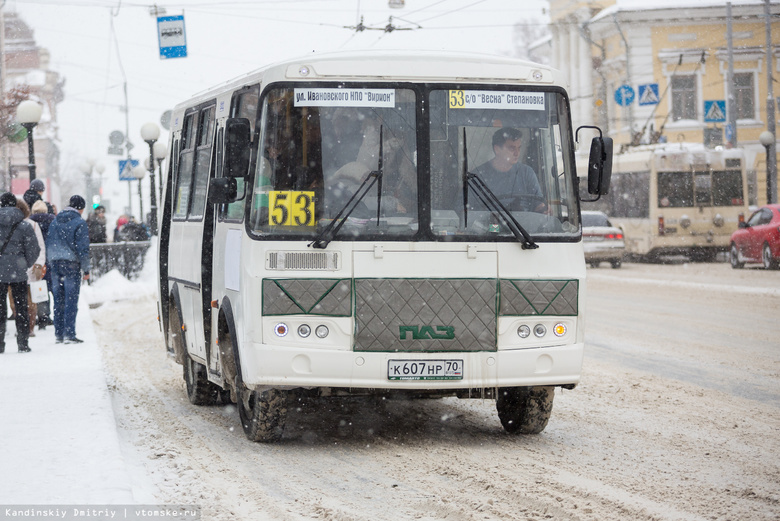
576,125 -> 613,202
224,117 -> 251,178
587,136 -> 613,195
738,221 -> 748,229
208,177 -> 238,204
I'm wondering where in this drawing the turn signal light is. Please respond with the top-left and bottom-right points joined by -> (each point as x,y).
658,216 -> 665,235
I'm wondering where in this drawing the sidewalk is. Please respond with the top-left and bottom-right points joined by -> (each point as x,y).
0,296 -> 135,504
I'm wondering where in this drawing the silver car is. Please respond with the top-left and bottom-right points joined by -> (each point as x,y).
582,210 -> 625,268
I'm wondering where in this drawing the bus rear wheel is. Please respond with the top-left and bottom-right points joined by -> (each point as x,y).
238,387 -> 288,442
496,386 -> 555,434
183,355 -> 222,406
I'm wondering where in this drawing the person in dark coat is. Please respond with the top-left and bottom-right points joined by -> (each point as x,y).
22,178 -> 55,214
0,192 -> 41,353
46,195 -> 90,344
30,200 -> 55,328
86,205 -> 107,243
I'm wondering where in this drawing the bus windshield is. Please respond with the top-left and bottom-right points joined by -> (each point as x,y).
248,85 -> 579,241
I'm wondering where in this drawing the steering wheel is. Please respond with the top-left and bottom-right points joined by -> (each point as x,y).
508,194 -> 546,213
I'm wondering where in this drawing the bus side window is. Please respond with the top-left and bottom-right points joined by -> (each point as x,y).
188,105 -> 216,220
174,113 -> 197,219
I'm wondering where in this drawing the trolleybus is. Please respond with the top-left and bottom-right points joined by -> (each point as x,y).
580,142 -> 748,261
157,50 -> 612,442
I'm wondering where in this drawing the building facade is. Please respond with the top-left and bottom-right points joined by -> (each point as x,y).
549,0 -> 779,205
1,10 -> 63,202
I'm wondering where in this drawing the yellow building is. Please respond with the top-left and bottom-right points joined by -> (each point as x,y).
549,0 -> 778,205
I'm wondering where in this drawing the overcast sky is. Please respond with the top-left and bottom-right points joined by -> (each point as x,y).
9,0 -> 548,214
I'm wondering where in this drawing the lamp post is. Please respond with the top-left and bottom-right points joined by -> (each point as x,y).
140,122 -> 160,235
16,100 -> 43,182
132,164 -> 146,225
153,141 -> 167,201
760,130 -> 777,205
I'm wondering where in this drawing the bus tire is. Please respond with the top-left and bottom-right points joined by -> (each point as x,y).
730,243 -> 744,269
610,259 -> 622,269
238,387 -> 288,442
496,386 -> 555,435
183,355 -> 221,406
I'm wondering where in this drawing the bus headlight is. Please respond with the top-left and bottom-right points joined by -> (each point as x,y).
680,215 -> 691,229
517,325 -> 531,338
553,323 -> 567,337
533,324 -> 546,338
274,323 -> 289,337
297,324 -> 311,338
713,213 -> 724,227
315,325 -> 329,338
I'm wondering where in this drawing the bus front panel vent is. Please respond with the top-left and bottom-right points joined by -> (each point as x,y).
266,251 -> 340,271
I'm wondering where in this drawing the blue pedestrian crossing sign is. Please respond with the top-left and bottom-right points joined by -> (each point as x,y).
614,85 -> 635,106
119,159 -> 139,181
704,100 -> 726,123
157,15 -> 187,59
638,84 -> 660,105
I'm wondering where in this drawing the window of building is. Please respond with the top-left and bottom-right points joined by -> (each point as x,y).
671,75 -> 697,121
734,72 -> 754,120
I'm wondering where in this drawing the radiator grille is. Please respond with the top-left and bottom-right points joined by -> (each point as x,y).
266,251 -> 339,271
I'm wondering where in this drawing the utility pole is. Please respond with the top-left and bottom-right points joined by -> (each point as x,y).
765,0 -> 777,204
726,2 -> 738,147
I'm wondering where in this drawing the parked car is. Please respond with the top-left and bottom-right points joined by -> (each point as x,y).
729,204 -> 780,269
581,210 -> 625,268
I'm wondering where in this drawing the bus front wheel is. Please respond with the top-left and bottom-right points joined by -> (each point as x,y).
238,387 -> 288,442
496,386 -> 555,434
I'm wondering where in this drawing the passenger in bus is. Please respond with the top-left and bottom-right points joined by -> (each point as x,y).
473,127 -> 546,213
328,113 -> 416,215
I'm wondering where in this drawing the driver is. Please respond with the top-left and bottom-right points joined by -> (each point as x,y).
473,127 -> 546,213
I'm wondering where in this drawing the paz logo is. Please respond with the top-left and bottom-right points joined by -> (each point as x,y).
399,325 -> 455,340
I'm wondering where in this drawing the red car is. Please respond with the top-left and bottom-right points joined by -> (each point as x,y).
730,204 -> 780,269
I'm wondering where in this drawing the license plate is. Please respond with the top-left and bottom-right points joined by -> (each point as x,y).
388,359 -> 463,381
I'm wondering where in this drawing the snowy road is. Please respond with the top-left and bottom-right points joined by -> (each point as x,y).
93,262 -> 780,521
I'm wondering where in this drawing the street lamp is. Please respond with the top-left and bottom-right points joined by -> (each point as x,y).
140,122 -> 160,235
16,100 -> 43,182
759,130 -> 777,205
132,164 -> 146,225
153,141 -> 167,200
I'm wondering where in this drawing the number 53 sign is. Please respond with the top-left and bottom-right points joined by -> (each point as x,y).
268,191 -> 316,226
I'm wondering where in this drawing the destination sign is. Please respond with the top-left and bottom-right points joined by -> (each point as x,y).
294,88 -> 395,108
448,90 -> 545,110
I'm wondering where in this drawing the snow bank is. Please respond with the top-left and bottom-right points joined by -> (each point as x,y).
83,239 -> 158,306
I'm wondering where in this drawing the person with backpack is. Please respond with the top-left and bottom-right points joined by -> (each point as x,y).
0,192 -> 40,353
46,195 -> 90,344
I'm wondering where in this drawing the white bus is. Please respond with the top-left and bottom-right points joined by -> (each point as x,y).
579,143 -> 749,262
157,50 -> 612,442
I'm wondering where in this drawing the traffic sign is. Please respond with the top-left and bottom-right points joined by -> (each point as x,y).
157,15 -> 187,59
638,84 -> 660,105
614,85 -> 635,107
704,101 -> 726,123
119,159 -> 139,181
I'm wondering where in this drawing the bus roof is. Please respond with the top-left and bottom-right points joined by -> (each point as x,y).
174,50 -> 564,113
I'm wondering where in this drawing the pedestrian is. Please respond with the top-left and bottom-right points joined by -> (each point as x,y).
22,178 -> 55,214
113,215 -> 128,243
30,200 -> 55,329
46,195 -> 90,344
86,205 -> 107,243
6,198 -> 46,338
0,192 -> 41,353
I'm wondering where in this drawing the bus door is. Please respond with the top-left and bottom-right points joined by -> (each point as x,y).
169,103 -> 216,364
207,87 -> 260,378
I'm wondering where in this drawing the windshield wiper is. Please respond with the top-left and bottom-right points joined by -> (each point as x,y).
461,129 -> 537,250
309,127 -> 384,249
